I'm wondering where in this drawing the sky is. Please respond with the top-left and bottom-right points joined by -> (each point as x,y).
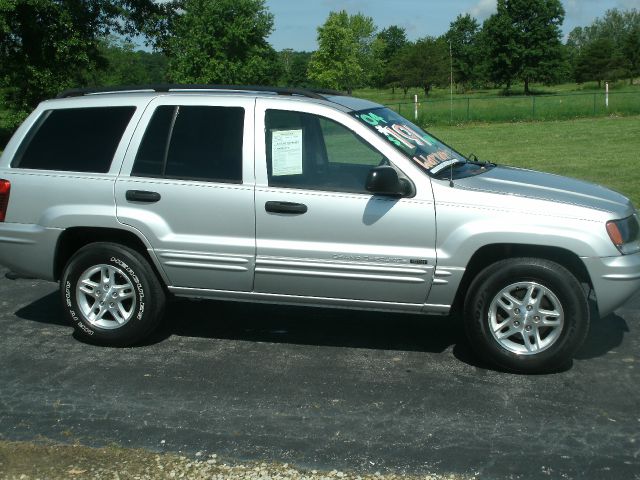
265,0 -> 640,51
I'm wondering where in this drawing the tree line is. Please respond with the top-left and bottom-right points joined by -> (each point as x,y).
1,0 -> 639,132
309,1 -> 640,96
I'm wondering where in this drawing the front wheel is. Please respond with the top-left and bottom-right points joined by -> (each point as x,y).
61,242 -> 165,346
464,258 -> 589,373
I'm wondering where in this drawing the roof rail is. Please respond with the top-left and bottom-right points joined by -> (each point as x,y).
56,84 -> 346,100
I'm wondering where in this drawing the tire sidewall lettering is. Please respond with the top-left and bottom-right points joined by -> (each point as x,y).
109,256 -> 145,321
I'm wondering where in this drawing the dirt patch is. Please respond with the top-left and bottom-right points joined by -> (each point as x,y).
0,440 -> 470,480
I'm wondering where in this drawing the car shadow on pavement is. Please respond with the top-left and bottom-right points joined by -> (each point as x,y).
14,292 -> 630,369
14,291 -> 68,327
157,298 -> 464,354
574,311 -> 629,360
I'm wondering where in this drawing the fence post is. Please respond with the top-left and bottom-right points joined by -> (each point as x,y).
593,94 -> 596,115
467,98 -> 470,121
532,96 -> 536,119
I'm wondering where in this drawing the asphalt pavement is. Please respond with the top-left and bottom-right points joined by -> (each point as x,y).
0,267 -> 638,479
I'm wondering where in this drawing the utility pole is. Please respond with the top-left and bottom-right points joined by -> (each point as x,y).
449,39 -> 453,123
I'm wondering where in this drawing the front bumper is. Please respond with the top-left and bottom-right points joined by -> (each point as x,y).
582,252 -> 640,317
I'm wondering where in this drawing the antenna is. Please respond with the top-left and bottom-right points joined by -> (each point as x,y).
449,39 -> 453,124
449,162 -> 454,188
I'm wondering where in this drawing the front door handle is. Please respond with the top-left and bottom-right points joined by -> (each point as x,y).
126,190 -> 161,203
265,201 -> 308,215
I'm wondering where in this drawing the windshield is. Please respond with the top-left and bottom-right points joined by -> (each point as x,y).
351,107 -> 466,173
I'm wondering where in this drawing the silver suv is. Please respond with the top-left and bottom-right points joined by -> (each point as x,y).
1,85 -> 639,373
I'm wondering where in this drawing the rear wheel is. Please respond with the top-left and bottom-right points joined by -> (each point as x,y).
464,258 -> 589,373
61,242 -> 165,346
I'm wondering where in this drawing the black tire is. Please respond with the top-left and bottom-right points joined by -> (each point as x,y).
60,242 -> 165,346
464,258 -> 589,373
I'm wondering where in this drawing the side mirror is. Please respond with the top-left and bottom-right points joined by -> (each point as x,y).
365,166 -> 405,196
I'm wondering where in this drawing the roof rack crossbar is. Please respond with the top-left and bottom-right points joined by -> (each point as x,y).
56,84 -> 345,100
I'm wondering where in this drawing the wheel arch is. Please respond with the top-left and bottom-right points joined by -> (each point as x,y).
54,227 -> 164,284
452,243 -> 593,313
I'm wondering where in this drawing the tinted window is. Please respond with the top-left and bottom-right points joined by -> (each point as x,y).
266,110 -> 385,193
13,107 -> 136,172
132,106 -> 244,183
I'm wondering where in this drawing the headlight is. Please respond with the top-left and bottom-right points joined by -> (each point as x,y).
606,214 -> 640,254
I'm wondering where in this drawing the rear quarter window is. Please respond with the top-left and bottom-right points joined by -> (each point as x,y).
12,106 -> 136,173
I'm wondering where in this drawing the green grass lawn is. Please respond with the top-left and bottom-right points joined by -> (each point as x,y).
429,115 -> 640,207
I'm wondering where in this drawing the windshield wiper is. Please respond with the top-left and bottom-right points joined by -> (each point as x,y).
430,158 -> 466,175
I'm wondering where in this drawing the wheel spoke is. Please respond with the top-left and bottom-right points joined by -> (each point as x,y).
90,304 -> 108,322
78,278 -> 98,296
524,285 -> 543,310
112,305 -> 127,324
79,285 -> 94,296
496,326 -> 519,340
522,329 -> 540,352
541,315 -> 562,327
498,291 -> 521,311
114,285 -> 134,299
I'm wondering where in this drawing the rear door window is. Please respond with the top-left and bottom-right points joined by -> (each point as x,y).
12,107 -> 136,173
132,105 -> 244,183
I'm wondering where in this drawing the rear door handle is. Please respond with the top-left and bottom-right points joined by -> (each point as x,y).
265,201 -> 308,215
126,190 -> 161,203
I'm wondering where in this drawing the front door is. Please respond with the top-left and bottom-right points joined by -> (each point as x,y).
253,99 -> 436,308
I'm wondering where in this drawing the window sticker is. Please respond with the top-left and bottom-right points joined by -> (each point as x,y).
353,109 -> 461,172
272,129 -> 303,176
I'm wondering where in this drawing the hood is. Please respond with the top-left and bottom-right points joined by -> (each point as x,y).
454,165 -> 633,215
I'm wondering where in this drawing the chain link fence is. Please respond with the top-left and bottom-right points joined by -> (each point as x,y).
386,91 -> 640,125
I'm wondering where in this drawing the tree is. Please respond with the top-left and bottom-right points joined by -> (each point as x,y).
278,50 -> 312,87
567,9 -> 640,85
377,25 -> 408,89
162,0 -> 279,84
308,10 -> 377,94
378,25 -> 408,59
0,0 -> 164,127
90,38 -> 168,87
391,37 -> 449,96
481,0 -> 566,94
574,37 -> 620,87
446,14 -> 481,91
623,23 -> 640,83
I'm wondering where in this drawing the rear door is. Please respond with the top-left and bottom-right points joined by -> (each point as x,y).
115,95 -> 256,291
253,98 -> 437,308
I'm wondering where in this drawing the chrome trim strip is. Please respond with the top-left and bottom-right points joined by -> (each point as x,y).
255,267 -> 425,283
163,261 -> 248,272
0,236 -> 35,245
434,269 -> 453,277
602,272 -> 640,281
159,252 -> 249,264
257,258 -> 427,275
432,266 -> 466,286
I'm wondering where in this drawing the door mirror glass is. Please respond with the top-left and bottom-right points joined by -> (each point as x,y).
365,166 -> 405,196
